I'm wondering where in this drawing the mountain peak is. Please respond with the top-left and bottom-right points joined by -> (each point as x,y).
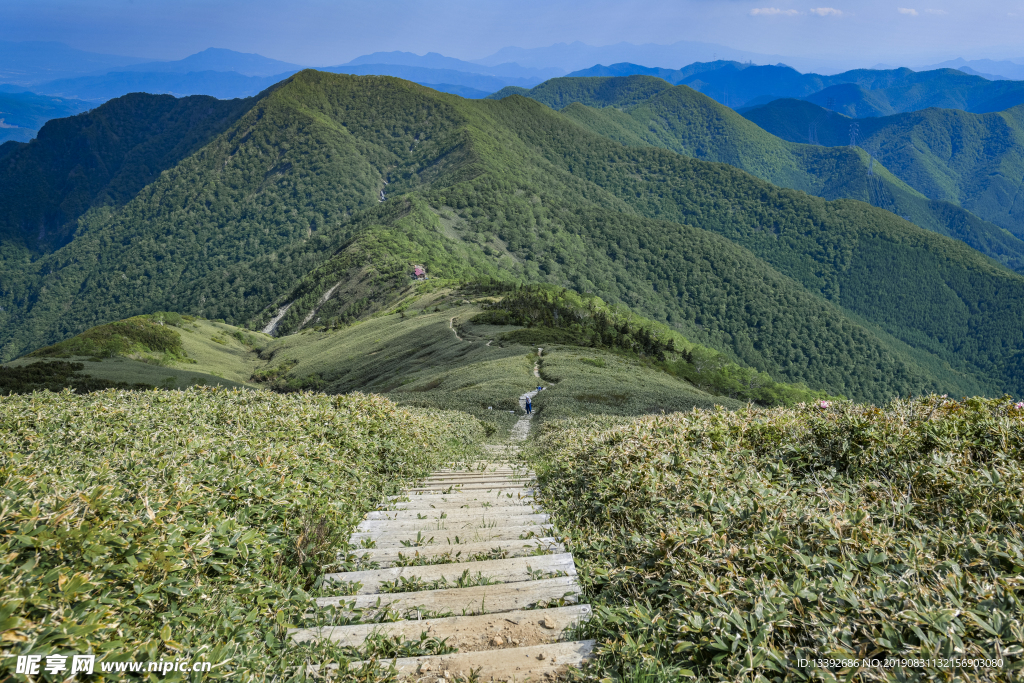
114,48 -> 302,77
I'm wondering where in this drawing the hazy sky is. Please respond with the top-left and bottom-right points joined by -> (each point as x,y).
3,0 -> 1023,66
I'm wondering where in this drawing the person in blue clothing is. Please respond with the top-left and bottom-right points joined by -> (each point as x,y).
525,396 -> 532,414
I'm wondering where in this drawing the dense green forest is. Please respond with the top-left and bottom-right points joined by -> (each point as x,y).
490,75 -> 1024,272
743,98 -> 1024,240
2,71 -> 1024,402
0,92 -> 253,256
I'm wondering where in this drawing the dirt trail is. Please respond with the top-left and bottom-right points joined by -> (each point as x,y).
512,349 -> 545,442
449,317 -> 463,341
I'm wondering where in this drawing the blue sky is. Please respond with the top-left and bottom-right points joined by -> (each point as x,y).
3,0 -> 1023,66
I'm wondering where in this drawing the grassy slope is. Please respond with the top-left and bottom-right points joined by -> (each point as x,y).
743,98 -> 1024,239
503,76 -> 1024,272
5,293 -> 741,432
256,294 -> 742,432
3,72 -> 1024,402
0,388 -> 484,679
532,396 -> 1024,680
4,316 -> 271,390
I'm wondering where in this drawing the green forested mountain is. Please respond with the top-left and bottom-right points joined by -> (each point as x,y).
0,92 -> 252,256
489,76 -> 673,111
2,70 -> 1024,403
743,98 -> 1024,240
490,75 -> 1024,272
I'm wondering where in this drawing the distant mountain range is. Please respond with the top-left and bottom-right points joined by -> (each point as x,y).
23,70 -> 290,103
5,40 -> 1024,139
919,58 -> 1024,81
472,40 -> 803,73
105,48 -> 303,77
339,51 -> 563,80
565,61 -> 1024,115
321,64 -> 540,93
0,41 -> 149,85
0,89 -> 91,143
0,44 -> 552,108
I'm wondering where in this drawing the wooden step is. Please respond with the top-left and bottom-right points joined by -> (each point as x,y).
350,537 -> 564,568
323,553 -> 576,594
314,575 -> 580,618
407,481 -> 533,492
382,496 -> 535,511
427,471 -> 528,477
289,604 -> 591,649
418,475 -> 533,485
389,487 -> 533,500
340,639 -> 597,679
421,470 -> 532,479
386,489 -> 535,502
429,468 -> 528,476
426,472 -> 532,479
432,463 -> 526,471
356,512 -> 549,532
364,505 -> 543,522
350,524 -> 552,548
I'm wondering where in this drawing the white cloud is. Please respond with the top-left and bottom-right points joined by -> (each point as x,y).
809,7 -> 843,16
925,8 -> 947,14
898,7 -> 919,15
750,8 -> 801,16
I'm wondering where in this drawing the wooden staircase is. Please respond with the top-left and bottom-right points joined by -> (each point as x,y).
292,462 -> 594,681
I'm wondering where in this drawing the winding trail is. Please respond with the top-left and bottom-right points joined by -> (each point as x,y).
510,349 -> 545,442
449,316 -> 463,341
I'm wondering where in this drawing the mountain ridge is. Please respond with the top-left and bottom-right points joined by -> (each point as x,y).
742,98 -> 1024,239
489,75 -> 1024,273
2,71 -> 1023,403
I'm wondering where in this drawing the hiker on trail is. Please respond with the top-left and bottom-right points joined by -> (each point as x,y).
525,396 -> 532,415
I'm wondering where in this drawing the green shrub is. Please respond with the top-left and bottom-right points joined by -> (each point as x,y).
28,316 -> 186,361
0,388 -> 482,679
535,396 -> 1024,681
0,361 -> 154,394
